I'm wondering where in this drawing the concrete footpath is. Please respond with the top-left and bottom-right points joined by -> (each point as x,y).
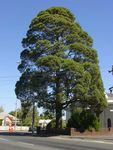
47,134 -> 113,144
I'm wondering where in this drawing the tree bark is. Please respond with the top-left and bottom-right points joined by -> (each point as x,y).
32,101 -> 35,134
55,75 -> 62,129
56,105 -> 62,129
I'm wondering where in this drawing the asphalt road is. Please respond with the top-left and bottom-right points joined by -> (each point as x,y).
0,135 -> 113,150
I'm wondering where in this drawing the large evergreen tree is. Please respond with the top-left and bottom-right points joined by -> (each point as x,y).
15,6 -> 107,129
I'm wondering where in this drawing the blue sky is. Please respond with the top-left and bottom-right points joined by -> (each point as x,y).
0,0 -> 113,113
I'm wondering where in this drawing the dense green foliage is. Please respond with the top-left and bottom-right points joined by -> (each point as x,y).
67,110 -> 100,132
15,6 -> 107,129
40,110 -> 54,119
46,119 -> 56,130
46,119 -> 66,130
9,102 -> 39,126
0,119 -> 3,125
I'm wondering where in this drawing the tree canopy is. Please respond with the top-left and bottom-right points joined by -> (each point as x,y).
15,6 -> 107,129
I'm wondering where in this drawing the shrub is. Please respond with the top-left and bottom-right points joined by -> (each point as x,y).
46,119 -> 56,130
0,119 -> 2,126
67,110 -> 100,132
46,119 -> 66,130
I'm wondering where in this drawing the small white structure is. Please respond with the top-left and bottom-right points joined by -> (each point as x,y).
66,93 -> 113,128
100,93 -> 113,128
39,119 -> 51,129
0,112 -> 18,126
0,112 -> 29,131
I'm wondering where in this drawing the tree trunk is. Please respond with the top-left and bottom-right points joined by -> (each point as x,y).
55,75 -> 62,129
56,106 -> 62,129
32,101 -> 35,134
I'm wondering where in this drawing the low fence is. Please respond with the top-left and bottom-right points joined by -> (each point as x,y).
46,128 -> 70,135
0,126 -> 29,131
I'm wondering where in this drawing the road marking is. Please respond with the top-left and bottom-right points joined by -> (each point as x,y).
0,137 -> 9,142
18,141 -> 34,146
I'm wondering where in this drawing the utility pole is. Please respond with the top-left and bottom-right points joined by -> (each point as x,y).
108,65 -> 113,93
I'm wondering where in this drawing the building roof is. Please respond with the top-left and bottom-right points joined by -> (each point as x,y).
0,112 -> 16,120
106,93 -> 113,104
39,119 -> 51,124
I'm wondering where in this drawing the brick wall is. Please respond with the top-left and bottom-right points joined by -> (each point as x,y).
70,128 -> 113,136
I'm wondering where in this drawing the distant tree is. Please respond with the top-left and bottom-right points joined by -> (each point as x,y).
15,6 -> 107,129
21,100 -> 32,122
20,109 -> 39,126
9,108 -> 21,119
9,101 -> 39,126
0,106 -> 4,113
40,110 -> 54,120
21,101 -> 39,126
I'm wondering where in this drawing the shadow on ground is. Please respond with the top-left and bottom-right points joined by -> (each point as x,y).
0,131 -> 64,137
0,131 -> 32,136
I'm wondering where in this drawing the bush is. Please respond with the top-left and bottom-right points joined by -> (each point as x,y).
46,119 -> 56,130
0,119 -> 2,126
46,119 -> 66,130
67,110 -> 100,132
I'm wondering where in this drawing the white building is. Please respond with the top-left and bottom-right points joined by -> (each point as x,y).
39,119 -> 51,129
66,93 -> 113,128
100,93 -> 113,128
0,112 -> 18,126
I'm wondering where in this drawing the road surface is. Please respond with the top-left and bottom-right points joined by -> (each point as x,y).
0,135 -> 113,150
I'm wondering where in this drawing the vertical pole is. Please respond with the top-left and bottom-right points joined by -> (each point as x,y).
32,101 -> 35,135
15,99 -> 17,131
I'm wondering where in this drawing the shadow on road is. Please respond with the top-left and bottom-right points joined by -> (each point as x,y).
0,131 -> 62,137
0,131 -> 32,136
